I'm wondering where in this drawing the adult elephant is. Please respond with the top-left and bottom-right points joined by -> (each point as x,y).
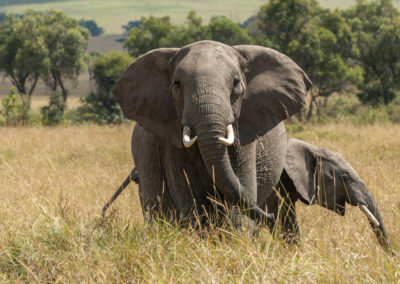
113,41 -> 311,226
267,138 -> 392,251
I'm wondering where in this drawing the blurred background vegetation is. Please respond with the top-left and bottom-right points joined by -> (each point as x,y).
0,0 -> 400,126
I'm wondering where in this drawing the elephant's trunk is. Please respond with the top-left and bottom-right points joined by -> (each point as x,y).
186,86 -> 273,224
359,196 -> 391,251
196,133 -> 273,224
350,183 -> 391,251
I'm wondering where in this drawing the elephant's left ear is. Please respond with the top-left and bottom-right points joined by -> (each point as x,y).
233,45 -> 312,145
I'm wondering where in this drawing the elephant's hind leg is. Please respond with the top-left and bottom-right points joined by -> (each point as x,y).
131,125 -> 176,221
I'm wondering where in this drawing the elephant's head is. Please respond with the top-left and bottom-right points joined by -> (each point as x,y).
284,138 -> 391,250
113,41 -> 311,223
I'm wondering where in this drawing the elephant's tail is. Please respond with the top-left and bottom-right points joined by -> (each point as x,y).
101,168 -> 139,218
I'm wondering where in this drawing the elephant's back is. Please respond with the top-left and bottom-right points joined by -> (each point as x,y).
256,122 -> 287,205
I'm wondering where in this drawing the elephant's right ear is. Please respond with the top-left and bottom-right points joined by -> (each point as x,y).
284,138 -> 318,204
113,48 -> 182,148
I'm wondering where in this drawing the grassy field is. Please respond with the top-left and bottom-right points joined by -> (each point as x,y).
2,0 -> 397,34
0,122 -> 399,282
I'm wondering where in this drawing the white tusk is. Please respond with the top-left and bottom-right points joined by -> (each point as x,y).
182,126 -> 198,148
360,204 -> 380,227
218,124 -> 235,146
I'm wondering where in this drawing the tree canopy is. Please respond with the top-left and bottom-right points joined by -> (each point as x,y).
124,11 -> 252,57
1,0 -> 400,122
78,52 -> 133,124
0,11 -> 49,100
79,19 -> 104,36
344,0 -> 400,105
0,10 -> 89,104
41,10 -> 89,102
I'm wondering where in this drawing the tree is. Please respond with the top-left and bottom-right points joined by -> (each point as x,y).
78,19 -> 104,36
78,52 -> 133,124
124,15 -> 174,57
0,11 -> 49,103
0,12 -> 23,23
41,10 -> 89,103
344,0 -> 400,105
162,11 -> 207,47
124,12 -> 252,57
1,86 -> 28,126
122,20 -> 142,34
257,0 -> 321,50
257,0 -> 362,119
91,52 -> 133,97
205,16 -> 252,45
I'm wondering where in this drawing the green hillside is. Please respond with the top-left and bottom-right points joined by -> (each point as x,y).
3,0 -> 396,34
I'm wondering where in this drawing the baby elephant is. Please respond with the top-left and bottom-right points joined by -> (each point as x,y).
267,138 -> 391,250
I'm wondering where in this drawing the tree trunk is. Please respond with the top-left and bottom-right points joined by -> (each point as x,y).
27,76 -> 39,104
307,95 -> 316,121
10,74 -> 26,95
296,111 -> 303,122
51,72 -> 58,91
58,77 -> 68,103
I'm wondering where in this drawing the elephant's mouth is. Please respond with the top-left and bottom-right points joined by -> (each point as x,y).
182,124 -> 234,148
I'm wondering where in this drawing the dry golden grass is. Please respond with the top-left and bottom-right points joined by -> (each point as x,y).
0,123 -> 399,282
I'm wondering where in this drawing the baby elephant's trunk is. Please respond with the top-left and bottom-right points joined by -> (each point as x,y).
351,183 -> 393,254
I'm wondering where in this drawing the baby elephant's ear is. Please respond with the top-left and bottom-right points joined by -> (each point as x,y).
113,48 -> 182,148
285,139 -> 348,215
284,138 -> 318,204
233,45 -> 312,145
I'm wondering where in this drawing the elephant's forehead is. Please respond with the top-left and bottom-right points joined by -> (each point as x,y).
175,47 -> 239,79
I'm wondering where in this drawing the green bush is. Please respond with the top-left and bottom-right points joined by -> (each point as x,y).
386,96 -> 400,123
77,52 -> 132,124
0,87 -> 29,126
41,92 -> 66,126
297,93 -> 400,125
77,92 -> 123,124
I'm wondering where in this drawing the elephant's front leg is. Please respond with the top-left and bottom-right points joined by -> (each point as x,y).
277,195 -> 300,244
161,145 -> 214,226
266,170 -> 301,243
264,194 -> 299,243
131,125 -> 175,221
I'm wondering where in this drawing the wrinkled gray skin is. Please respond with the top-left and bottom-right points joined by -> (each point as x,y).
267,138 -> 391,251
113,41 -> 311,226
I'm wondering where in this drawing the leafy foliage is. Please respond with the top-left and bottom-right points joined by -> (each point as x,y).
124,11 -> 251,57
78,52 -> 133,124
122,20 -> 142,34
344,0 -> 400,105
0,86 -> 29,126
0,11 -> 49,99
124,15 -> 174,57
0,10 -> 89,109
41,10 -> 89,103
41,91 -> 66,126
1,1 -> 400,124
78,19 -> 104,36
257,0 -> 363,119
205,16 -> 252,45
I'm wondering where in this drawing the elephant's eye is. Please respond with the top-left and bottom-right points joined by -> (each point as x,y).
174,80 -> 181,89
233,77 -> 240,88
